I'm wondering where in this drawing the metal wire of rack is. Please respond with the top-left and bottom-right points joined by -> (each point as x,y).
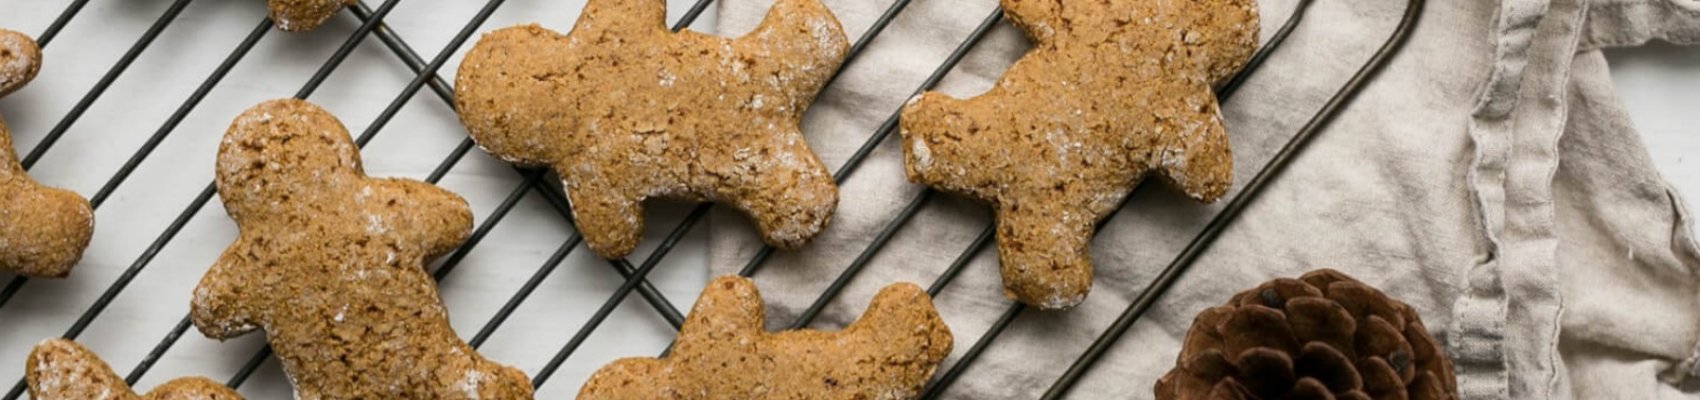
0,0 -> 1425,397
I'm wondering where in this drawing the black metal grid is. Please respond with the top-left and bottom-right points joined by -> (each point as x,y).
0,0 -> 1425,397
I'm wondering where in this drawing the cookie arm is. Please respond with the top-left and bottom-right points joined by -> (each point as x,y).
1154,87 -> 1233,203
28,339 -> 244,400
374,179 -> 474,260
899,92 -> 1006,201
579,276 -> 767,398
674,276 -> 765,351
846,283 -> 953,366
190,249 -> 262,339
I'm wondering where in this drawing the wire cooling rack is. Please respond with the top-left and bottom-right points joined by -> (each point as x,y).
0,0 -> 1423,398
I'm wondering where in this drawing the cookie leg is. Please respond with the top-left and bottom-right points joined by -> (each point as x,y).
737,0 -> 849,82
1154,87 -> 1233,202
1172,0 -> 1260,85
376,180 -> 474,260
0,182 -> 94,278
190,252 -> 261,339
721,138 -> 837,249
577,358 -> 671,400
147,378 -> 246,400
994,202 -> 1095,310
898,92 -> 1004,201
563,175 -> 646,259
845,283 -> 953,364
0,120 -> 94,278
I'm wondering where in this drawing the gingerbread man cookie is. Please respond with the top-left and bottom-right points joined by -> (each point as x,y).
27,339 -> 244,400
898,0 -> 1258,309
1,28 -> 95,278
455,0 -> 849,259
267,0 -> 354,32
579,276 -> 953,399
190,99 -> 532,398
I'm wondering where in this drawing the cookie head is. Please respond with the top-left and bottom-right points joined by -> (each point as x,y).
214,99 -> 365,224
898,0 -> 1257,309
28,339 -> 245,400
0,29 -> 94,278
266,0 -> 356,32
580,276 -> 953,399
193,99 -> 532,398
455,0 -> 850,258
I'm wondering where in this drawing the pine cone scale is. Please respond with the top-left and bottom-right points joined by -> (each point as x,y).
1286,297 -> 1358,355
1220,305 -> 1300,356
1295,342 -> 1361,393
1289,378 -> 1334,400
1235,348 -> 1296,397
1157,269 -> 1458,400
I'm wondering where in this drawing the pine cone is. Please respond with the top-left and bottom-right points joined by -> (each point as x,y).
1156,269 -> 1458,400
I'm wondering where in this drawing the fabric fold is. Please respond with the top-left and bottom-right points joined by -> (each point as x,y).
1581,0 -> 1700,50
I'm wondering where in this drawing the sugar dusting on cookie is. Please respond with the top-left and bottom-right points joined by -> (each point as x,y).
193,99 -> 532,398
454,0 -> 850,258
897,0 -> 1257,309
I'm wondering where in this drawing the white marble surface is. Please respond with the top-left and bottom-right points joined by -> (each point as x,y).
0,1 -> 1693,399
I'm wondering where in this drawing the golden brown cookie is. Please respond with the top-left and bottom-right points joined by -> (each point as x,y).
266,0 -> 355,32
455,0 -> 849,259
578,276 -> 953,399
191,99 -> 532,398
27,339 -> 245,400
0,28 -> 95,278
898,0 -> 1258,309
1157,269 -> 1458,400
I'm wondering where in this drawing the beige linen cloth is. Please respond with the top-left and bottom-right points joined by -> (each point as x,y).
709,0 -> 1700,398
